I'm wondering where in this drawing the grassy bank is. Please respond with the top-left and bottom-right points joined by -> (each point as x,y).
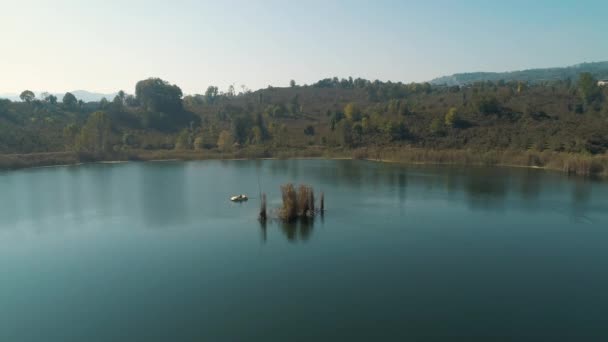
351,147 -> 608,177
1,147 -> 607,177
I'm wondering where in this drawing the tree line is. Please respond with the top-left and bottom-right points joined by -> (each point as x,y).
1,73 -> 607,156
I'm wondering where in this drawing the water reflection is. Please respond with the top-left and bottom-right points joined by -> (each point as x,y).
571,178 -> 592,222
259,219 -> 267,243
464,171 -> 508,211
258,217 -> 317,243
0,160 -> 606,237
139,163 -> 188,229
280,219 -> 315,242
263,161 -> 602,217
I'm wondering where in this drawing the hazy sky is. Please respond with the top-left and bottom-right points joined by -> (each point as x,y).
1,0 -> 607,94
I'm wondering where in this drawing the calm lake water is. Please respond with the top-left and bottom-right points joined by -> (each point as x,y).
1,160 -> 607,341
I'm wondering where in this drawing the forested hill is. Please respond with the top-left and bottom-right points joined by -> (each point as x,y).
430,61 -> 608,86
1,74 -> 608,171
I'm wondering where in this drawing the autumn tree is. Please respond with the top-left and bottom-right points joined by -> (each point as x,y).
63,123 -> 80,150
78,111 -> 112,153
344,103 -> 362,121
445,107 -> 458,127
175,129 -> 192,150
193,135 -> 205,150
217,130 -> 234,152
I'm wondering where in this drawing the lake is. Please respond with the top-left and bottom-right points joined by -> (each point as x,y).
1,159 -> 607,341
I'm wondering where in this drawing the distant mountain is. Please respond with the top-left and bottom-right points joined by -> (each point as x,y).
0,90 -> 118,102
69,90 -> 118,102
0,93 -> 20,101
430,61 -> 608,86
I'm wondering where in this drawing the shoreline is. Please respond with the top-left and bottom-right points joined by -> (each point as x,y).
1,148 -> 607,178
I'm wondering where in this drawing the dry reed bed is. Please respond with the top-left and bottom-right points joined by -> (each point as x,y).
1,146 -> 607,177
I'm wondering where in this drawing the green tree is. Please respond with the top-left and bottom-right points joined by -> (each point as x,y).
117,90 -> 126,103
20,90 -> 35,103
290,79 -> 296,88
445,107 -> 458,127
99,97 -> 109,109
250,126 -> 263,144
230,115 -> 249,144
577,72 -> 601,106
336,120 -> 353,146
63,123 -> 80,150
112,95 -> 123,108
205,86 -> 219,104
135,78 -> 183,112
227,85 -> 236,97
45,94 -> 58,105
475,96 -> 499,115
125,94 -> 138,107
429,117 -> 444,136
79,111 -> 112,153
383,121 -> 408,141
63,92 -> 77,107
289,94 -> 300,115
352,122 -> 363,145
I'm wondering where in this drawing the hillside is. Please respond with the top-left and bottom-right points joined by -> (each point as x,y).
430,61 -> 608,86
1,74 -> 608,175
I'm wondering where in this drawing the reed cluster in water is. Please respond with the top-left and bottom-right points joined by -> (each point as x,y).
257,183 -> 324,223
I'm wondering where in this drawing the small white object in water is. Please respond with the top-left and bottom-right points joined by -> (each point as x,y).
230,194 -> 248,202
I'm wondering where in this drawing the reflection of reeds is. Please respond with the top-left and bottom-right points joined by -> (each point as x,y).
259,192 -> 267,221
320,192 -> 324,213
280,183 -> 318,222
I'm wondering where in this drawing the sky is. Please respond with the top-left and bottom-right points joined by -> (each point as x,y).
1,0 -> 607,95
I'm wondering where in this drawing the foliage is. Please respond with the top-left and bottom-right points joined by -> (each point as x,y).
429,117 -> 444,136
577,72 -> 601,106
475,95 -> 500,115
175,129 -> 192,150
45,94 -> 58,105
135,78 -> 183,112
204,86 -> 219,104
344,102 -> 362,121
304,125 -> 315,136
78,111 -> 112,153
2,73 -> 608,162
217,130 -> 234,152
63,124 -> 80,150
63,92 -> 77,107
445,107 -> 458,127
20,90 -> 35,103
193,135 -> 205,150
